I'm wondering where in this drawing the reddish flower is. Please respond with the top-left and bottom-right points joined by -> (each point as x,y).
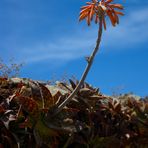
79,0 -> 124,29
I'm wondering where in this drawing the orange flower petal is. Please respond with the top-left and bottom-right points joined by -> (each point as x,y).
86,15 -> 91,26
114,11 -> 124,16
89,5 -> 95,20
79,12 -> 89,21
109,4 -> 124,10
107,10 -> 116,26
112,10 -> 119,24
105,0 -> 113,4
81,5 -> 90,10
80,6 -> 91,15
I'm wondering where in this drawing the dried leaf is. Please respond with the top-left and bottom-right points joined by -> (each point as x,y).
69,79 -> 76,90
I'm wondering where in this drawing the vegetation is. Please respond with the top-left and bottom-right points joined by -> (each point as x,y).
0,78 -> 148,147
0,58 -> 23,78
0,0 -> 147,148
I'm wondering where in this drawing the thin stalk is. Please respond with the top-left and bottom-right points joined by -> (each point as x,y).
55,16 -> 103,115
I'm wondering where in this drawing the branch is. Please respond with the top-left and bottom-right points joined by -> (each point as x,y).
54,16 -> 103,115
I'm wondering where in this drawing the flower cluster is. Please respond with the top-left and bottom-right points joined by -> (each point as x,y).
79,0 -> 124,29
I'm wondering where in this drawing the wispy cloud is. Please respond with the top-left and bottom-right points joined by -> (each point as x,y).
20,34 -> 94,63
102,8 -> 148,52
6,7 -> 148,64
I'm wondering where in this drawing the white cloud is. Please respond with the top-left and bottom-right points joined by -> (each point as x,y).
20,34 -> 94,63
101,8 -> 148,52
17,7 -> 148,63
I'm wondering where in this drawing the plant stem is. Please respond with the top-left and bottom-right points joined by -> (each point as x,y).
55,16 -> 103,115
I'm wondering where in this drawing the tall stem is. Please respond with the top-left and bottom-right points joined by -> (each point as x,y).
55,16 -> 103,115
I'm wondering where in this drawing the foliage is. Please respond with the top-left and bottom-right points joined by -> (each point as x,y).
0,77 -> 148,147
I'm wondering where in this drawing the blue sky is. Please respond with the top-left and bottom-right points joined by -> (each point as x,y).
0,0 -> 148,97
